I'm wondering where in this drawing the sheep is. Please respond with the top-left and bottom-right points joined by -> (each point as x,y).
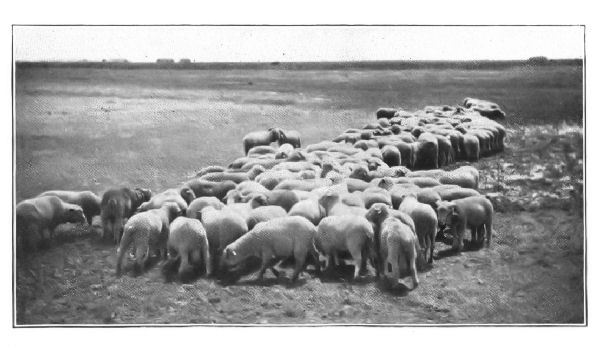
16,196 -> 87,250
316,215 -> 376,279
398,194 -> 438,265
318,191 -> 367,217
137,188 -> 194,212
246,205 -> 288,230
365,203 -> 419,289
197,205 -> 249,274
247,145 -> 277,158
278,129 -> 302,149
116,203 -> 181,276
182,179 -> 236,201
37,190 -> 101,226
242,128 -> 281,155
288,198 -> 325,225
221,216 -> 319,282
436,196 -> 494,251
101,187 -> 153,244
165,216 -> 211,280
186,197 -> 224,219
360,187 -> 393,209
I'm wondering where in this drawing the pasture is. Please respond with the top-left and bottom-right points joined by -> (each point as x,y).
14,65 -> 584,324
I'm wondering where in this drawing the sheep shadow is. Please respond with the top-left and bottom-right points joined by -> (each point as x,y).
118,254 -> 163,277
434,241 -> 486,261
375,279 -> 412,297
160,257 -> 208,284
218,257 -> 312,289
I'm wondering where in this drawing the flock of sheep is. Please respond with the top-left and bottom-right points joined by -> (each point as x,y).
16,97 -> 505,290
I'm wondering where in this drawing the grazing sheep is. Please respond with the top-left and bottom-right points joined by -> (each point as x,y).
165,216 -> 211,280
16,196 -> 87,251
365,203 -> 419,289
222,216 -> 319,282
376,107 -> 398,119
278,129 -> 302,149
461,134 -> 480,161
247,145 -> 277,158
186,197 -> 225,219
195,165 -> 226,177
398,194 -> 438,264
316,215 -> 375,279
414,132 -> 439,170
223,194 -> 268,221
197,168 -> 263,184
101,187 -> 152,244
246,205 -> 288,230
182,179 -> 236,201
274,143 -> 295,159
37,190 -> 101,226
437,187 -> 481,201
360,187 -> 393,209
381,145 -> 401,167
288,198 -> 325,225
198,205 -> 249,274
318,192 -> 367,217
436,196 -> 494,251
137,188 -> 195,213
274,179 -> 330,192
116,203 -> 181,276
235,181 -> 270,197
242,128 -> 282,155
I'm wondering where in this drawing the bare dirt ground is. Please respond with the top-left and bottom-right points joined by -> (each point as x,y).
14,66 -> 584,324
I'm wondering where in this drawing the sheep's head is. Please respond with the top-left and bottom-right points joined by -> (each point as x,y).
221,246 -> 245,270
435,200 -> 457,228
318,192 -> 340,210
63,204 -> 87,225
365,203 -> 389,225
162,202 -> 182,221
179,187 -> 196,204
249,194 -> 268,209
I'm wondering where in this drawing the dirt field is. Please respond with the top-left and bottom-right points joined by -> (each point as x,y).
14,65 -> 584,325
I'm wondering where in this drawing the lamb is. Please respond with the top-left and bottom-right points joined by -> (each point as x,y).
165,216 -> 211,280
16,196 -> 87,250
316,215 -> 376,280
116,203 -> 181,276
221,216 -> 320,282
137,188 -> 195,212
186,197 -> 225,219
198,205 -> 249,274
436,196 -> 494,252
318,191 -> 367,217
398,194 -> 438,265
288,198 -> 325,225
37,190 -> 101,226
365,203 -> 419,289
246,205 -> 288,230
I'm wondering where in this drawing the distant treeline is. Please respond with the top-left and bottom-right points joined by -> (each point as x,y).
16,59 -> 583,71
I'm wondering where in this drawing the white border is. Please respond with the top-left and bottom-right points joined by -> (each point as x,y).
2,0 -> 598,345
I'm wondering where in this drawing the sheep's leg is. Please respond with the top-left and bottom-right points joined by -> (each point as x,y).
269,259 -> 283,278
349,247 -> 363,280
291,253 -> 307,282
428,236 -> 434,264
485,220 -> 492,248
308,245 -> 321,274
408,251 -> 419,289
257,251 -> 273,281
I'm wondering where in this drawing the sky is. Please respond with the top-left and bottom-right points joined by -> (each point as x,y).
13,26 -> 584,62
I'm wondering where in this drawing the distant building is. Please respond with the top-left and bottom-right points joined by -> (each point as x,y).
109,59 -> 129,63
179,58 -> 192,64
156,58 -> 175,64
527,56 -> 549,65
